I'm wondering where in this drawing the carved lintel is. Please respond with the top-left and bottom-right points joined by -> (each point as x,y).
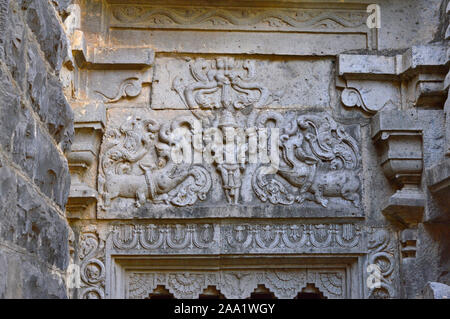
371,110 -> 424,227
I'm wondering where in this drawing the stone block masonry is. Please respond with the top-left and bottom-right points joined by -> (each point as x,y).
0,0 -> 73,298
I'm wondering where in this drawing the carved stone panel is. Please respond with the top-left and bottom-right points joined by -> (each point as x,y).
97,108 -> 362,218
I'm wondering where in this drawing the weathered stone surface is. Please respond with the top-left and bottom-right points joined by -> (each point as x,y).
0,0 -> 73,299
152,57 -> 334,110
20,0 -> 69,71
26,39 -> 74,147
0,248 -> 67,298
421,282 -> 450,299
0,165 -> 69,269
2,88 -> 71,208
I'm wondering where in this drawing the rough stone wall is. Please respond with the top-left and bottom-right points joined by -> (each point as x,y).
0,0 -> 73,298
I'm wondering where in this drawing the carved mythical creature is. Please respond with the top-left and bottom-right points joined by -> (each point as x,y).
253,112 -> 361,207
98,116 -> 211,209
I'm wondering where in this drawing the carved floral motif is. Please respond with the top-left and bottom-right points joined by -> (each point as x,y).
172,57 -> 273,122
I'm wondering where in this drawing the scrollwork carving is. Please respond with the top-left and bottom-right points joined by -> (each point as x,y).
110,6 -> 367,31
225,223 -> 362,250
341,87 -> 385,114
79,228 -> 105,299
366,228 -> 397,299
95,77 -> 143,103
172,57 -> 274,124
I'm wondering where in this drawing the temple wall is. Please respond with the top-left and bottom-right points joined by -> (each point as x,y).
0,0 -> 449,299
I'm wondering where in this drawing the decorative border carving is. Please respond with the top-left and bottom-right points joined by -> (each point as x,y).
109,223 -> 363,253
109,5 -> 368,33
79,227 -> 106,299
366,227 -> 398,299
111,224 -> 216,251
128,269 -> 346,299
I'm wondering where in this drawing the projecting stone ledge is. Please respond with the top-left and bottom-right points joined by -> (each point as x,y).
71,43 -> 155,69
338,44 -> 448,80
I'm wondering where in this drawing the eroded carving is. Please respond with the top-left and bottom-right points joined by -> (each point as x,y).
253,112 -> 360,207
173,57 -> 274,120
